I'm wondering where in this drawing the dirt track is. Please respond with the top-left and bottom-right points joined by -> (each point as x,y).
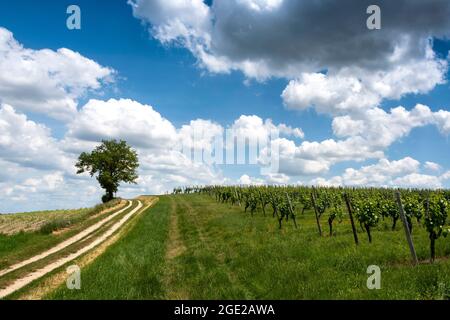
0,199 -> 154,299
0,201 -> 132,278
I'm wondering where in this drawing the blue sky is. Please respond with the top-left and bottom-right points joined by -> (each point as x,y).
0,1 -> 303,128
1,0 -> 450,212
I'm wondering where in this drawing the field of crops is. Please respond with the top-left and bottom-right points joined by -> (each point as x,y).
176,186 -> 450,264
0,209 -> 92,236
0,199 -> 123,236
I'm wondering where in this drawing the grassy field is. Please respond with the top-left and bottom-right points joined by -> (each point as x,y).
0,208 -> 92,235
41,194 -> 450,300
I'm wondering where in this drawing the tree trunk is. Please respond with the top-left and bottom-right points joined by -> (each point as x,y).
365,225 -> 372,243
430,235 -> 436,263
278,215 -> 283,229
392,217 -> 398,231
328,218 -> 333,237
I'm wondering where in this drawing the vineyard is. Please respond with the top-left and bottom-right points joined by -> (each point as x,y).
14,192 -> 450,300
174,186 -> 450,264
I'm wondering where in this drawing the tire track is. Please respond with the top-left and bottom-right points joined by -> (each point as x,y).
0,200 -> 144,299
176,196 -> 253,298
0,201 -> 133,279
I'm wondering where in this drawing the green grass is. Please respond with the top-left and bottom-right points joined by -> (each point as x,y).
39,194 -> 450,300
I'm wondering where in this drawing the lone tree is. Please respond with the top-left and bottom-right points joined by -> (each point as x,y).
76,139 -> 139,203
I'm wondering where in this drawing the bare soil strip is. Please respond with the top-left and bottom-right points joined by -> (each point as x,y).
0,201 -> 133,278
0,200 -> 144,299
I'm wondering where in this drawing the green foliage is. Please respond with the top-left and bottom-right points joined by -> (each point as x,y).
403,195 -> 423,223
353,200 -> 380,227
379,198 -> 399,230
314,190 -> 330,217
39,218 -> 75,235
424,195 -> 450,261
327,192 -> 345,236
424,196 -> 448,236
402,194 -> 423,233
76,139 -> 139,202
353,199 -> 380,243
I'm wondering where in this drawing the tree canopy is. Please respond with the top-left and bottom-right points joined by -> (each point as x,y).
76,139 -> 139,202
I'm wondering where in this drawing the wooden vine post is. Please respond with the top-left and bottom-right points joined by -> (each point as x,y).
395,191 -> 418,266
343,193 -> 359,246
310,190 -> 323,236
285,192 -> 298,229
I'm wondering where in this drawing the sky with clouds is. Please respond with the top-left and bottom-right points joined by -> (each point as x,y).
1,0 -> 450,213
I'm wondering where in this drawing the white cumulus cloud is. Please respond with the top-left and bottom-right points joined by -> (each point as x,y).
0,28 -> 114,121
